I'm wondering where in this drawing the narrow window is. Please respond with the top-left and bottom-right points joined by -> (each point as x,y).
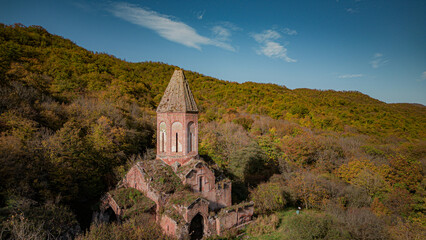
176,133 -> 178,152
187,122 -> 195,153
199,176 -> 203,192
159,122 -> 166,153
161,132 -> 165,152
189,133 -> 193,152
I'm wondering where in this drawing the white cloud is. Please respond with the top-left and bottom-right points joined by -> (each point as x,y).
110,2 -> 234,51
252,29 -> 281,42
282,28 -> 297,36
212,26 -> 231,42
257,42 -> 296,62
338,74 -> 364,79
251,29 -> 296,62
370,52 -> 388,68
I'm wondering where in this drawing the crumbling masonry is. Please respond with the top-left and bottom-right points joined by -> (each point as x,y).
99,69 -> 253,239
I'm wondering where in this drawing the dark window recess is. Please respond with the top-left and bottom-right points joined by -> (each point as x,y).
161,132 -> 165,152
199,176 -> 203,192
176,133 -> 178,152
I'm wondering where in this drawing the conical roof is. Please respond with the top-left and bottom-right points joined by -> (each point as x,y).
156,69 -> 199,113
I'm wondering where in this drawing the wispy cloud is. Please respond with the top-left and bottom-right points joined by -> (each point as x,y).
338,74 -> 364,79
419,71 -> 426,82
212,26 -> 231,42
370,53 -> 389,68
282,28 -> 297,36
195,10 -> 205,20
110,2 -> 234,51
346,8 -> 358,13
251,29 -> 296,62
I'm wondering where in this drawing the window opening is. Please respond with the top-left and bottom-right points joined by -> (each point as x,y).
176,133 -> 178,152
161,132 -> 165,152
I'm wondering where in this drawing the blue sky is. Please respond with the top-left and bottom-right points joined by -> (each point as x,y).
1,0 -> 425,104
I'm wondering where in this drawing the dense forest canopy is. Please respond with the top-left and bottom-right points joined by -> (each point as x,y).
0,23 -> 425,239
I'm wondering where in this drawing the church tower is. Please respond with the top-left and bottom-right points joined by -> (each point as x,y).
156,69 -> 199,166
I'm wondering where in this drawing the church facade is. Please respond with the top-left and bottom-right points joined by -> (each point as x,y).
99,70 -> 253,239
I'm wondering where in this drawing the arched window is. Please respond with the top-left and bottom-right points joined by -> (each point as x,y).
159,122 -> 166,152
172,122 -> 183,152
187,122 -> 195,153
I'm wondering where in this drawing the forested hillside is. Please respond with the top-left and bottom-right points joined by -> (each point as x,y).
1,23 -> 425,239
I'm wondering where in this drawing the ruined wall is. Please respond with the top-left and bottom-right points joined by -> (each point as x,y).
160,215 -> 178,237
215,204 -> 254,235
122,164 -> 164,210
182,164 -> 232,210
182,199 -> 209,224
99,193 -> 123,217
214,180 -> 232,209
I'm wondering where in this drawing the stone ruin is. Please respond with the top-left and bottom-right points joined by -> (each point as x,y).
97,69 -> 254,239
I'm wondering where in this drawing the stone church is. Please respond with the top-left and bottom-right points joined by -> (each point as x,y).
99,70 -> 253,239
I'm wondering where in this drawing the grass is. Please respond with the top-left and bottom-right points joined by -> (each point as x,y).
139,160 -> 182,194
244,209 -> 303,240
108,188 -> 156,219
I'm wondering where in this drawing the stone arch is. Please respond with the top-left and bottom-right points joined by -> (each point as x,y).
189,213 -> 204,240
159,122 -> 167,153
187,122 -> 195,153
171,122 -> 183,152
105,207 -> 117,223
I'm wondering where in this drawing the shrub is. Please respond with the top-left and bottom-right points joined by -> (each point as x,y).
343,207 -> 388,240
250,176 -> 288,214
77,214 -> 170,240
287,212 -> 350,240
387,218 -> 426,240
246,214 -> 280,236
287,171 -> 330,209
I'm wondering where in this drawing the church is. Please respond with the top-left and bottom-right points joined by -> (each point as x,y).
99,69 -> 254,239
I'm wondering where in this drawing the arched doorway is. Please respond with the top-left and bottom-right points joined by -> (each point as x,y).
105,207 -> 117,223
189,213 -> 203,240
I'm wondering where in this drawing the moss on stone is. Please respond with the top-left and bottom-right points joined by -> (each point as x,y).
218,201 -> 253,217
169,190 -> 201,207
139,160 -> 181,194
109,188 -> 156,219
164,204 -> 184,224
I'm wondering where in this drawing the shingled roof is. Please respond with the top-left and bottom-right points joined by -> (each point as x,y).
156,69 -> 199,113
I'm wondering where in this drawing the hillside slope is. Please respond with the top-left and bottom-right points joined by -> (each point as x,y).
0,23 -> 425,239
1,23 -> 425,140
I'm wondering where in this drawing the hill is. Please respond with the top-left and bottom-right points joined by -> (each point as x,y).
0,23 -> 425,239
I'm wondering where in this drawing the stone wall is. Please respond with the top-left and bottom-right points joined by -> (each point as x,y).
160,215 -> 178,237
157,112 -> 198,165
99,193 -> 123,217
123,163 -> 162,205
215,203 -> 254,235
214,180 -> 232,209
182,163 -> 232,210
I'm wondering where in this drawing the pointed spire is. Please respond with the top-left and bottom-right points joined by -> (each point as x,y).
157,69 -> 199,113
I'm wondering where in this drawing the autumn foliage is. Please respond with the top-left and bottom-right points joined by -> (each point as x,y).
0,24 -> 425,239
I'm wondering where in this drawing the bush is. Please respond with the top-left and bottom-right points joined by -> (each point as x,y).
343,207 -> 388,240
246,214 -> 280,236
387,218 -> 426,240
326,205 -> 389,240
287,171 -> 330,209
250,175 -> 288,214
77,214 -> 170,240
287,212 -> 350,240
